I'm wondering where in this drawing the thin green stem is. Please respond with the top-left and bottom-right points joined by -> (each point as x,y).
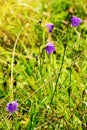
50,44 -> 66,104
10,27 -> 25,101
68,70 -> 72,109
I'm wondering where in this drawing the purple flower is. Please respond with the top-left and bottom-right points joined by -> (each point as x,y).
46,23 -> 54,32
6,100 -> 18,113
71,16 -> 82,27
45,43 -> 56,54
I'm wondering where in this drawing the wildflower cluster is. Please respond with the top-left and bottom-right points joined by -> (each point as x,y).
45,16 -> 82,54
6,15 -> 82,114
45,23 -> 56,54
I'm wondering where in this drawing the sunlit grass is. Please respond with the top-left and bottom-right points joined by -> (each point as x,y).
0,0 -> 87,129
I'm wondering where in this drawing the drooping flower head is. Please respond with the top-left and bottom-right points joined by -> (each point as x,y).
6,100 -> 18,113
45,43 -> 56,54
71,16 -> 82,27
46,23 -> 54,32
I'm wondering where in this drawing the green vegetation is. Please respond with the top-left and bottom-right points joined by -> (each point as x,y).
0,0 -> 87,129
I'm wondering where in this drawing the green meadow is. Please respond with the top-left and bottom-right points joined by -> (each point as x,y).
0,0 -> 87,129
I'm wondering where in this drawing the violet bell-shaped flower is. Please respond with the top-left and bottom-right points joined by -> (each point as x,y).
71,16 -> 82,27
45,43 -> 56,54
6,100 -> 18,113
46,23 -> 54,32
